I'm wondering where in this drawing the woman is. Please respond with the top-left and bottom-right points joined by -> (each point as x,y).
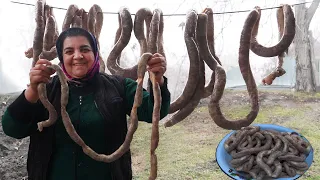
1,27 -> 171,180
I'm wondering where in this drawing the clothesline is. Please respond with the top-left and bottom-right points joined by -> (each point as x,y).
11,1 -> 311,16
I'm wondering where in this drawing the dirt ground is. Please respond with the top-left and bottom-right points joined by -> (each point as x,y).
0,93 -> 28,180
1,89 -> 319,180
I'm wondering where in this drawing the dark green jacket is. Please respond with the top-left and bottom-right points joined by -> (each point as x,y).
1,73 -> 170,180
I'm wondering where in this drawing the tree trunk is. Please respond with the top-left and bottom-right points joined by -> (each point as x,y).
294,0 -> 320,92
309,31 -> 320,90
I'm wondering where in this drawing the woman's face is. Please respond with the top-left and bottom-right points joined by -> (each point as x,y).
62,36 -> 95,79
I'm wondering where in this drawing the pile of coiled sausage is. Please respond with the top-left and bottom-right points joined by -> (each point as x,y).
224,126 -> 311,179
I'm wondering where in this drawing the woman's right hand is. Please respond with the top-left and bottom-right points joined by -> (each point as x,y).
25,59 -> 56,103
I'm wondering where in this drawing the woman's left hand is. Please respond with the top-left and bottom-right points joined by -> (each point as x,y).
147,53 -> 167,86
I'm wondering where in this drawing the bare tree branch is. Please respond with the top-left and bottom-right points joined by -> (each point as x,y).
307,0 -> 320,26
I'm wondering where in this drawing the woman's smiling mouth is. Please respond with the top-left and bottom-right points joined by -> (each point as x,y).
73,63 -> 86,66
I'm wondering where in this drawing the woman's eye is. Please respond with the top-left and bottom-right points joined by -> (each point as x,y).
82,49 -> 90,53
65,51 -> 72,54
